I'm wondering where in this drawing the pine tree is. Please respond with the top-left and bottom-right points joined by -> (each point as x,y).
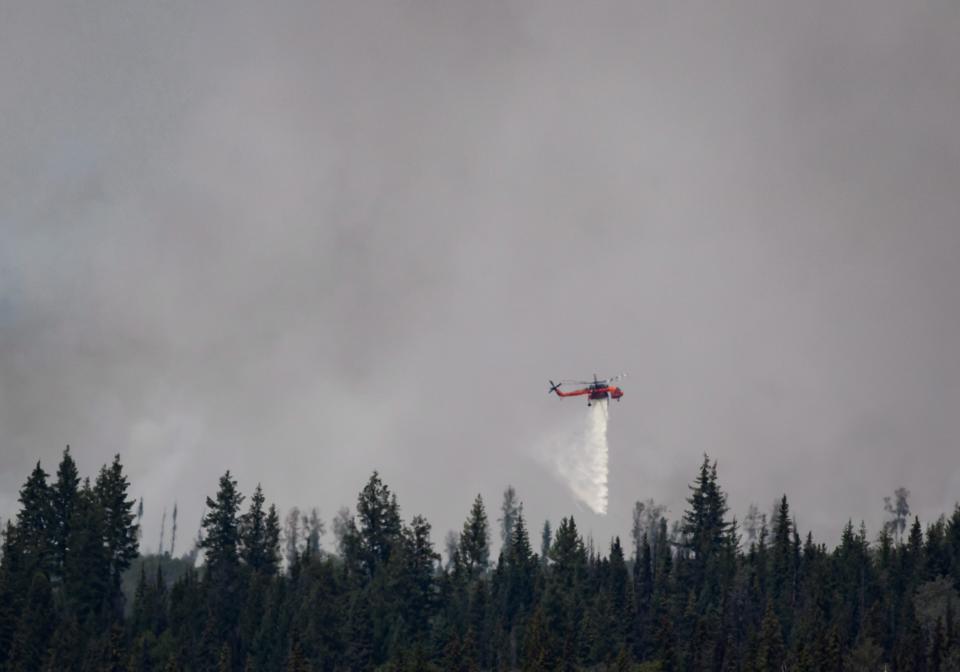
499,486 -> 520,557
755,602 -> 785,672
403,514 -> 440,636
681,455 -> 728,596
240,484 -> 271,573
63,480 -> 110,622
931,617 -> 944,672
460,494 -> 491,577
505,508 -> 536,624
771,495 -> 794,617
200,470 -> 246,649
15,462 -> 55,581
345,593 -> 374,671
540,521 -> 551,567
94,455 -> 139,620
611,536 -> 637,653
8,571 -> 56,671
302,507 -> 324,559
352,471 -> 403,578
549,517 -> 586,588
522,605 -> 555,671
50,447 -> 80,581
265,503 -> 281,576
200,471 -> 244,583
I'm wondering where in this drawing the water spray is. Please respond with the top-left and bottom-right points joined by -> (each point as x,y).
552,400 -> 610,515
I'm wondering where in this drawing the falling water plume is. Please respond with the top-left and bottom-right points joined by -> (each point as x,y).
552,400 -> 609,515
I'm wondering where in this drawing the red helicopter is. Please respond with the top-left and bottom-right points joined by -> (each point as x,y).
548,374 -> 626,406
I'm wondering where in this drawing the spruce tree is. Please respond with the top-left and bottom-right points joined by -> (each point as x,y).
771,495 -> 794,614
499,486 -> 520,557
15,462 -> 55,581
755,602 -> 785,672
200,471 -> 244,583
240,484 -> 270,573
353,471 -> 403,578
8,570 -> 56,671
200,470 -> 245,648
0,522 -> 18,667
51,446 -> 80,581
549,517 -> 586,588
460,494 -> 491,577
63,480 -> 110,622
681,455 -> 728,594
540,521 -> 551,568
264,503 -> 282,576
94,455 -> 139,619
505,508 -> 536,625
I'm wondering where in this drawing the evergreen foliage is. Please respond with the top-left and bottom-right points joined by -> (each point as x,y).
460,495 -> 491,578
1,452 -> 959,670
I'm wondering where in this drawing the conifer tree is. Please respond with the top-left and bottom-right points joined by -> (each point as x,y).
460,494 -> 490,577
522,605 -> 555,671
9,570 -> 55,670
505,507 -> 536,625
51,447 -> 80,581
15,462 -> 55,581
345,593 -> 374,670
94,455 -> 139,619
200,470 -> 245,648
608,537 -> 632,642
0,522 -> 18,667
499,486 -> 520,557
681,455 -> 728,594
353,471 -> 403,577
264,503 -> 282,576
201,471 -> 244,583
771,495 -> 794,613
240,483 -> 271,572
403,514 -> 440,635
302,507 -> 324,559
64,479 -> 110,622
540,521 -> 551,567
549,517 -> 586,588
755,602 -> 785,672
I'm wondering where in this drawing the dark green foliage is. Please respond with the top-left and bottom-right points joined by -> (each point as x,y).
14,462 -> 55,582
349,471 -> 403,579
4,454 -> 960,670
64,481 -> 111,622
51,447 -> 80,580
95,455 -> 140,620
755,601 -> 785,671
240,484 -> 281,576
499,486 -> 520,557
200,471 -> 244,583
460,495 -> 490,577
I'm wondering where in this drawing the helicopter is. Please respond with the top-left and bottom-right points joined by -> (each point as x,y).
548,374 -> 625,406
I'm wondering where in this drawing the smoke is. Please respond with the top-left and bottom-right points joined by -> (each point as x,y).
550,401 -> 610,515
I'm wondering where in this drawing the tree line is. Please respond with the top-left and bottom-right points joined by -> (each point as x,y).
1,449 -> 960,671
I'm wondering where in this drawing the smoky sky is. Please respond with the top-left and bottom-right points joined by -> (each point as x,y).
2,1 -> 960,554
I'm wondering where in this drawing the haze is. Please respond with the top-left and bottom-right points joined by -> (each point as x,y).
2,1 -> 959,553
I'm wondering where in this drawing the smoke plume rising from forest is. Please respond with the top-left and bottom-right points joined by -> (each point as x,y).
551,401 -> 609,515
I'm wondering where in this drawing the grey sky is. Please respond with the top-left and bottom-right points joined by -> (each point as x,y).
2,1 -> 959,554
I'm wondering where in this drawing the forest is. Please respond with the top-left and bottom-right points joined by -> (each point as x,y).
1,448 -> 959,671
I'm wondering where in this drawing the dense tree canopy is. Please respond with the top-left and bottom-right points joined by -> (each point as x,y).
2,449 -> 960,671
